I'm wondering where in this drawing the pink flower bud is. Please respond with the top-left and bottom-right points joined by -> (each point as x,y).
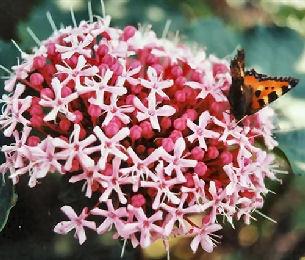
191,146 -> 205,161
111,62 -> 123,75
169,130 -> 182,142
33,56 -> 46,70
129,60 -> 141,70
61,86 -> 72,98
125,94 -> 135,105
184,173 -> 195,187
147,147 -> 155,155
30,105 -> 43,116
194,162 -> 207,176
88,104 -> 102,118
146,53 -> 157,65
173,118 -> 186,131
136,144 -> 146,154
206,146 -> 219,160
98,64 -> 109,75
160,117 -> 171,130
47,42 -> 56,56
171,65 -> 183,78
183,109 -> 198,121
73,110 -> 83,123
40,88 -> 55,99
175,76 -> 186,86
162,138 -> 174,152
97,44 -> 109,56
130,125 -> 142,141
210,102 -> 223,116
151,64 -> 163,75
27,136 -> 40,146
30,115 -> 43,128
213,63 -> 228,75
131,194 -> 146,208
103,163 -> 113,176
102,54 -> 114,66
30,73 -> 44,86
175,90 -> 186,103
104,122 -> 120,137
191,71 -> 201,82
59,118 -> 71,132
219,151 -> 233,164
122,26 -> 137,41
140,121 -> 153,139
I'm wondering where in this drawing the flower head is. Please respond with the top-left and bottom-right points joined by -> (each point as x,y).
0,8 -> 280,254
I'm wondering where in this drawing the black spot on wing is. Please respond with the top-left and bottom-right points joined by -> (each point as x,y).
255,90 -> 261,97
268,91 -> 278,103
282,85 -> 289,94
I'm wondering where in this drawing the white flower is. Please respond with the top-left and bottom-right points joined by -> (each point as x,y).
141,67 -> 173,98
187,111 -> 220,150
76,69 -> 126,101
133,92 -> 176,131
86,126 -> 129,169
39,78 -> 78,121
53,124 -> 97,171
54,206 -> 96,245
55,55 -> 99,89
161,137 -> 197,182
56,33 -> 93,59
90,94 -> 134,126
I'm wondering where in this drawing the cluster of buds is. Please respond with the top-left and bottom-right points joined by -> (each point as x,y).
0,10 -> 281,254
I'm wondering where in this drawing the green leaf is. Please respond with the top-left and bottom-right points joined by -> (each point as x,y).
275,130 -> 305,176
0,40 -> 20,96
0,174 -> 17,232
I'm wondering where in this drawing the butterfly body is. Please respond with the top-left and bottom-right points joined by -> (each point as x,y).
229,49 -> 299,120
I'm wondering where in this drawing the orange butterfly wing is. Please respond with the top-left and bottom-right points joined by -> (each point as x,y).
229,49 -> 299,120
244,69 -> 299,114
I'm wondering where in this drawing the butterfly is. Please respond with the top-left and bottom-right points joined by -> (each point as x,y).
228,49 -> 299,120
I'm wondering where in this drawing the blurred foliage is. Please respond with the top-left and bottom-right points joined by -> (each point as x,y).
0,0 -> 305,259
0,174 -> 17,232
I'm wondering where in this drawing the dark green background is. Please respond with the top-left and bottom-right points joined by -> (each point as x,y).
0,0 -> 305,259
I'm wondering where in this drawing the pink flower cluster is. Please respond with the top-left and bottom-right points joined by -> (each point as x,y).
0,13 -> 281,254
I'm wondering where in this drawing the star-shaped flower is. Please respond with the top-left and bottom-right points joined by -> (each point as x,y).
86,126 -> 129,169
54,206 -> 96,245
190,222 -> 222,253
140,67 -> 173,98
160,137 -> 197,182
133,92 -> 176,131
53,124 -> 97,171
56,55 -> 99,89
39,77 -> 78,121
187,111 -> 220,151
